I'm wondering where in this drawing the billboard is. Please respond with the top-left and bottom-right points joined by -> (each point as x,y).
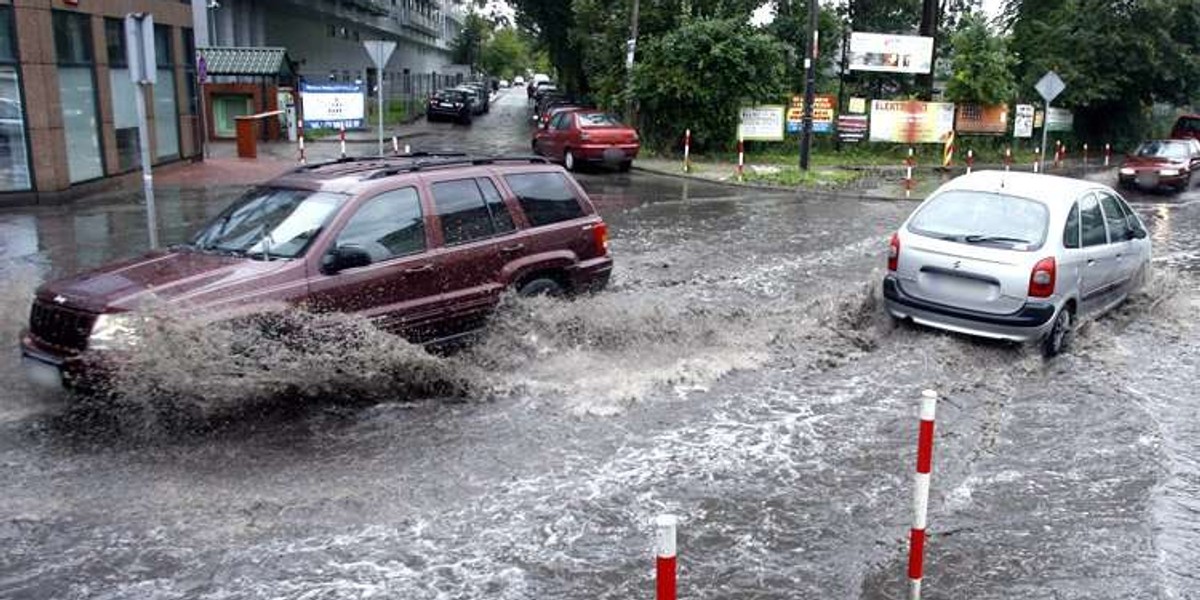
1013,104 -> 1035,138
848,33 -> 934,74
738,105 -> 786,141
838,115 -> 869,143
786,95 -> 836,134
301,82 -> 365,129
869,100 -> 955,143
1046,107 -> 1074,132
955,104 -> 1009,135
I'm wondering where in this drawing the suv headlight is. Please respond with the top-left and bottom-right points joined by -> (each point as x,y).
89,313 -> 140,351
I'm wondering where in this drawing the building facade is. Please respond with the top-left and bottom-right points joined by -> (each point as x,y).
0,0 -> 200,202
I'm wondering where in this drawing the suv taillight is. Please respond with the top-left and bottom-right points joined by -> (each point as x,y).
593,222 -> 609,255
888,233 -> 900,271
1028,257 -> 1056,298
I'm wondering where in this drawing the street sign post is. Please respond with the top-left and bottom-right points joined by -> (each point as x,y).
1035,71 -> 1066,172
363,40 -> 397,157
197,54 -> 209,159
125,13 -> 159,249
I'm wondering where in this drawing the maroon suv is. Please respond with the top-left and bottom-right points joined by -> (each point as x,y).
20,155 -> 612,391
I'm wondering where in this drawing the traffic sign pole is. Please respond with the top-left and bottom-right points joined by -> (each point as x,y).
1034,71 -> 1066,175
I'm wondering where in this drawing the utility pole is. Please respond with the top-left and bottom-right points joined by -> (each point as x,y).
917,0 -> 938,100
800,0 -> 819,171
625,0 -> 640,123
835,0 -> 854,152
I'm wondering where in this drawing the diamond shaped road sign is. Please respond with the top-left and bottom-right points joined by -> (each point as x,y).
1035,71 -> 1066,104
363,40 -> 396,70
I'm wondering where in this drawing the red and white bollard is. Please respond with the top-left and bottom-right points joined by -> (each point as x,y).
904,147 -> 915,199
1053,140 -> 1062,169
965,149 -> 974,174
1004,146 -> 1012,172
737,134 -> 745,182
339,124 -> 347,158
908,389 -> 939,600
1033,147 -> 1041,173
655,514 -> 678,600
392,136 -> 399,154
297,119 -> 307,165
683,129 -> 692,173
1104,143 -> 1111,167
1083,143 -> 1089,169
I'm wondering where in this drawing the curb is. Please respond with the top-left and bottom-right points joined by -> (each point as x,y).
309,130 -> 433,144
631,163 -> 917,202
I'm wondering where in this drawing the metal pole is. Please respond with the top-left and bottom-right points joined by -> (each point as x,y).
625,0 -> 640,123
377,45 -> 385,157
800,0 -> 819,171
133,83 -> 159,249
1039,102 -> 1050,173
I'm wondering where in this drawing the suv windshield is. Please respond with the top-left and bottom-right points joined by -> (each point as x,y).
191,188 -> 346,260
1135,141 -> 1189,159
908,190 -> 1049,249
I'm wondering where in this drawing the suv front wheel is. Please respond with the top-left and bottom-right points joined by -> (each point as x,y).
518,277 -> 565,297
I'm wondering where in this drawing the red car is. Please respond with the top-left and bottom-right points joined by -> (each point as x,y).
1118,139 -> 1200,192
532,110 -> 640,172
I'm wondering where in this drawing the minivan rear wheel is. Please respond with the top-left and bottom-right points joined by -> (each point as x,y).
518,277 -> 565,297
1042,307 -> 1072,357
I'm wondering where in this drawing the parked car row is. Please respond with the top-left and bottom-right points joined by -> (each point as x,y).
426,81 -> 493,125
21,154 -> 612,392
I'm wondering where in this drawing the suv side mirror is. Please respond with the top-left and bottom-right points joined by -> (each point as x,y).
324,244 -> 372,274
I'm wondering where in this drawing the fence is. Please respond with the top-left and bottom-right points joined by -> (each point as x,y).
366,71 -> 465,127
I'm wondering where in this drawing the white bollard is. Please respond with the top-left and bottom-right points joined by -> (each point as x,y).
908,390 -> 939,600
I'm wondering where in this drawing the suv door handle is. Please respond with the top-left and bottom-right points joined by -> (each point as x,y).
405,264 -> 434,273
500,243 -> 525,253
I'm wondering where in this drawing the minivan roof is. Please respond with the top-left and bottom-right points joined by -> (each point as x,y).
936,170 -> 1102,205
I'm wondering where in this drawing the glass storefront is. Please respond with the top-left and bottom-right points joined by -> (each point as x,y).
154,24 -> 178,161
105,18 -> 140,172
54,11 -> 104,183
0,7 -> 31,191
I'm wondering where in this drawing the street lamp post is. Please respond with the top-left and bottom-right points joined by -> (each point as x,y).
800,0 -> 819,171
625,0 -> 640,123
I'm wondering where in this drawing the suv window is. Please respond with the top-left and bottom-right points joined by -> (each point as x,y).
504,172 -> 586,227
1098,193 -> 1129,242
1079,194 -> 1108,247
432,178 -> 512,245
1063,202 -> 1080,249
335,188 -> 426,262
477,177 -> 515,233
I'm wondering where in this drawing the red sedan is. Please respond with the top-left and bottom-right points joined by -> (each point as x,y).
533,110 -> 640,172
1118,139 -> 1200,192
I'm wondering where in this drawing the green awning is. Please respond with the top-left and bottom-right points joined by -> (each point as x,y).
197,46 -> 294,77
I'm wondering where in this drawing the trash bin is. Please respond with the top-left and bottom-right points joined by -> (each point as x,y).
235,116 -> 258,159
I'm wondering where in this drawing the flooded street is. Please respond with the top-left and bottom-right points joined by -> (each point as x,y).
1,90 -> 1199,599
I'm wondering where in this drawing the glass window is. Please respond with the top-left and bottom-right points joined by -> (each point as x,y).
105,18 -> 140,172
55,11 -> 104,183
0,7 -> 14,63
192,188 -> 346,259
1079,194 -> 1108,247
504,172 -> 586,227
550,112 -> 569,130
577,113 -> 624,127
477,177 -> 515,233
906,190 -> 1050,249
432,179 -> 502,245
1133,140 -> 1190,160
1063,202 -> 1080,249
1099,193 -> 1129,242
0,9 -> 29,191
153,24 -> 178,160
1117,197 -> 1146,237
336,188 -> 426,262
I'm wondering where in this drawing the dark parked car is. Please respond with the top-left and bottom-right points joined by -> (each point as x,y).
533,110 -> 640,172
1169,114 -> 1200,142
462,82 -> 490,113
19,155 -> 613,391
1118,139 -> 1200,192
454,86 -> 486,116
426,89 -> 473,124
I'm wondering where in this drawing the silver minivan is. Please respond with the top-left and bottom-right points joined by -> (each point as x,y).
883,171 -> 1151,356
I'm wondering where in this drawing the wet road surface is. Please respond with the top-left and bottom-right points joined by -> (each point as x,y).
0,90 -> 1199,599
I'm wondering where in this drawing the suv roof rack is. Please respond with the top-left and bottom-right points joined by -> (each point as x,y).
363,155 -> 551,180
290,152 -> 470,174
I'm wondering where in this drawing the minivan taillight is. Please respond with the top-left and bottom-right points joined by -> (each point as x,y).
887,233 -> 900,271
1028,257 -> 1056,297
593,222 -> 609,255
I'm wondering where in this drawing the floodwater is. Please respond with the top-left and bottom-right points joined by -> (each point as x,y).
0,90 -> 1198,599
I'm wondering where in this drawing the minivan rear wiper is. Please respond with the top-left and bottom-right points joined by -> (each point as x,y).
963,234 -> 1030,245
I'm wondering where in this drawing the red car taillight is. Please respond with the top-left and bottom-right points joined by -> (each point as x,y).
1028,257 -> 1056,298
593,222 -> 609,255
888,233 -> 900,271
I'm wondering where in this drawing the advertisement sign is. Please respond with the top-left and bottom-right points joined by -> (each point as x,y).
738,105 -> 786,141
301,82 -> 365,129
955,104 -> 1008,135
869,100 -> 955,144
838,115 -> 869,143
1046,107 -> 1074,132
786,95 -> 836,134
848,97 -> 868,114
848,32 -> 934,74
1013,104 -> 1035,138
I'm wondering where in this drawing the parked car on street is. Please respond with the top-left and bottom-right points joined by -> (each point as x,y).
1169,114 -> 1200,141
882,171 -> 1151,357
533,110 -> 641,172
426,89 -> 474,124
513,75 -> 526,87
532,81 -> 557,101
462,82 -> 490,113
499,79 -> 510,88
454,86 -> 486,116
534,103 -> 586,130
19,154 -> 613,391
1118,139 -> 1200,192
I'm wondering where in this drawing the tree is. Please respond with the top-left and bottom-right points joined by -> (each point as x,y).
633,17 -> 787,151
481,28 -> 532,79
943,13 -> 1015,105
452,11 -> 491,71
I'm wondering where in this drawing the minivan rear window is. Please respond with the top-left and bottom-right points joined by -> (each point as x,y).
504,172 -> 585,226
907,190 -> 1049,249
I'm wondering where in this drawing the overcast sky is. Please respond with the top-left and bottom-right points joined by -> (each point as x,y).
751,0 -> 1006,27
